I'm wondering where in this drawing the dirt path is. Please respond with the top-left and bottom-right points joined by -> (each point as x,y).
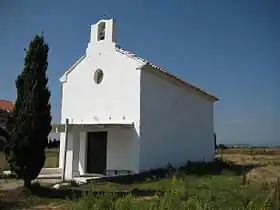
0,179 -> 23,190
23,203 -> 66,210
0,179 -> 60,191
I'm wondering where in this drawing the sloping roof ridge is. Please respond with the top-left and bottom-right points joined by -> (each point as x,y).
115,44 -> 148,63
60,55 -> 86,82
115,45 -> 219,101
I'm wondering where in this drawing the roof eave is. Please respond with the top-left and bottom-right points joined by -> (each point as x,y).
60,55 -> 86,83
184,81 -> 219,102
145,63 -> 219,102
116,45 -> 219,102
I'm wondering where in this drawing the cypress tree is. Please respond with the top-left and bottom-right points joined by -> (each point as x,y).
5,34 -> 52,188
0,127 -> 8,141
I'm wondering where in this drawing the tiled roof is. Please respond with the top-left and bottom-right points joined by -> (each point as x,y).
116,45 -> 218,101
0,100 -> 14,112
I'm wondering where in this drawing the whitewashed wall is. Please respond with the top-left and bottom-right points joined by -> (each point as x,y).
139,66 -> 215,171
106,127 -> 140,172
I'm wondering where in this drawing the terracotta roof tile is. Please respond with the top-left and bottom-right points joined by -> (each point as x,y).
0,100 -> 14,112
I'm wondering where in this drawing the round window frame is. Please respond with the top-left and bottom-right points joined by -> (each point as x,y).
94,69 -> 104,84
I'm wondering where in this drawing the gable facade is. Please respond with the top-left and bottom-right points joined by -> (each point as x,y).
59,19 -> 143,174
60,44 -> 142,126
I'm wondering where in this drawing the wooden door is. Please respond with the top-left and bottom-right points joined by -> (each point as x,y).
86,132 -> 107,174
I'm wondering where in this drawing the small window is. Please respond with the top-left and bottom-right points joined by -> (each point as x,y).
98,22 -> 105,41
94,69 -> 104,84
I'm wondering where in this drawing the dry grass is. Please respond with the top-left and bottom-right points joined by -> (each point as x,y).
217,148 -> 280,183
217,147 -> 280,156
0,149 -> 59,171
0,147 -> 280,209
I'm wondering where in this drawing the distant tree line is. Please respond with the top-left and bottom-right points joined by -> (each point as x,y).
0,138 -> 59,151
216,144 -> 228,149
47,138 -> 60,149
0,137 -> 60,151
214,133 -> 229,150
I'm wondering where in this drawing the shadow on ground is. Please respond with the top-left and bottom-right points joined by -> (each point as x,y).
0,158 -> 261,209
0,183 -> 163,210
92,157 -> 261,185
31,185 -> 162,199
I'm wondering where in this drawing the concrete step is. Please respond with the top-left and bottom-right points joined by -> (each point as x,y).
40,167 -> 62,175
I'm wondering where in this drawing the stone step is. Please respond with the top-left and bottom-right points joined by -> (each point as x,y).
40,168 -> 62,175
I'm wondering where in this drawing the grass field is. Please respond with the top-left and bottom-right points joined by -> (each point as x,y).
0,148 -> 59,171
0,148 -> 280,209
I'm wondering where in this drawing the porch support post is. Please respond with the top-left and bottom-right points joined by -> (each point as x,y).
62,130 -> 80,180
72,132 -> 80,177
64,132 -> 75,180
61,118 -> 69,181
79,132 -> 86,175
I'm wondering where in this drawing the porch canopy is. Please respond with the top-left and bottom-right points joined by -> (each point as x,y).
51,120 -> 135,181
51,121 -> 134,133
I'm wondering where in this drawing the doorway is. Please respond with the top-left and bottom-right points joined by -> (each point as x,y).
86,131 -> 107,174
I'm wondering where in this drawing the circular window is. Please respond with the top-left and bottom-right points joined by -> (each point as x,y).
94,69 -> 104,84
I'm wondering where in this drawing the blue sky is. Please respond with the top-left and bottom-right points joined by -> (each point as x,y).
0,0 -> 279,145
